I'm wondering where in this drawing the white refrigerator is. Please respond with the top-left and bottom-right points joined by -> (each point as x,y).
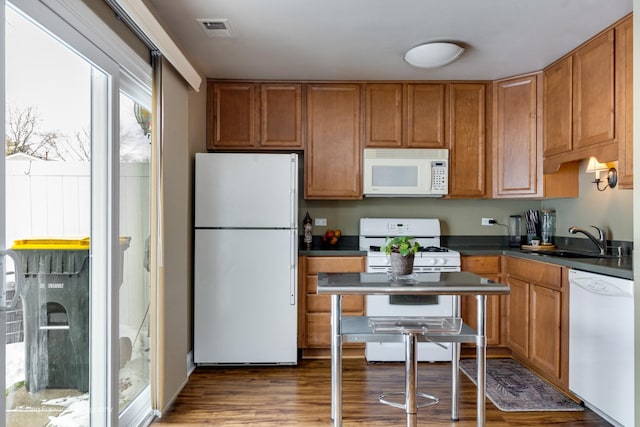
193,152 -> 298,364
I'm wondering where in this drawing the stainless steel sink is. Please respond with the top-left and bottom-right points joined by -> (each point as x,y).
522,249 -> 611,259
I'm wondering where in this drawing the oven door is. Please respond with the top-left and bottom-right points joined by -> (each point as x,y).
365,293 -> 455,362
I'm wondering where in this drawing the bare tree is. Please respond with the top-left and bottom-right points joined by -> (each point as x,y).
6,104 -> 149,162
7,106 -> 49,158
5,105 -> 90,161
47,129 -> 90,161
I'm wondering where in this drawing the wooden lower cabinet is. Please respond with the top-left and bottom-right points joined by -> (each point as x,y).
460,256 -> 503,348
298,256 -> 365,357
504,277 -> 529,355
529,283 -> 562,378
505,257 -> 568,390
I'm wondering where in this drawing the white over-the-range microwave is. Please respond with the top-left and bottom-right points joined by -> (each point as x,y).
362,148 -> 448,197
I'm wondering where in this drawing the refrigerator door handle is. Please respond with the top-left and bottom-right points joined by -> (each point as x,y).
290,231 -> 297,305
290,154 -> 298,228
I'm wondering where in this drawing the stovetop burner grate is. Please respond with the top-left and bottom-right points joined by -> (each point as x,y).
369,245 -> 449,253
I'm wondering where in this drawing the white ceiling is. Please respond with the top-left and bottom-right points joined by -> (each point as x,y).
144,0 -> 632,81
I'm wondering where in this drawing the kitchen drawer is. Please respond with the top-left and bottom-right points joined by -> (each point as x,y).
506,257 -> 562,288
305,275 -> 319,293
305,256 -> 364,274
306,294 -> 364,313
461,255 -> 500,274
305,312 -> 362,348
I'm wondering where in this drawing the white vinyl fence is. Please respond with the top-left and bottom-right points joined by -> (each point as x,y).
6,158 -> 150,334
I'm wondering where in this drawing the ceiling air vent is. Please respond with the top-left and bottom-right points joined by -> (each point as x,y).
198,19 -> 233,38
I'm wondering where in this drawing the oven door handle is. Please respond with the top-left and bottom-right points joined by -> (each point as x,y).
423,337 -> 447,349
368,266 -> 390,273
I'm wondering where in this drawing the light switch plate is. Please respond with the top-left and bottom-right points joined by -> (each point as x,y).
315,218 -> 327,226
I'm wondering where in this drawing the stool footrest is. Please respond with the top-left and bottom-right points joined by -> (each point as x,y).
379,391 -> 439,410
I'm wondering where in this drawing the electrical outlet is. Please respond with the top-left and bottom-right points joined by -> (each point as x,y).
315,218 -> 327,226
481,217 -> 495,226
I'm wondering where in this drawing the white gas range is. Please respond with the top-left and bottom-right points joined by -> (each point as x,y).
359,217 -> 460,362
360,217 -> 461,273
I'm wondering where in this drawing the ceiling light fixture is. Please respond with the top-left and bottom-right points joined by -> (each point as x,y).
586,156 -> 617,191
404,42 -> 465,69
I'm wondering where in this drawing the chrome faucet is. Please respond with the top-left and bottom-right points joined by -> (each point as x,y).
568,225 -> 607,256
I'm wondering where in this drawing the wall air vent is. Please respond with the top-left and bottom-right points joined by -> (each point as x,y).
197,19 -> 233,38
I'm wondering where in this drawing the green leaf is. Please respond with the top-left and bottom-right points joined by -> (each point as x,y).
381,235 -> 419,256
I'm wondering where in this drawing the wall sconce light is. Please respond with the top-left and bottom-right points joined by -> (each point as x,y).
585,156 -> 617,191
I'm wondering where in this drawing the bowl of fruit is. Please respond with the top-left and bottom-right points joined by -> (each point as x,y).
323,229 -> 342,248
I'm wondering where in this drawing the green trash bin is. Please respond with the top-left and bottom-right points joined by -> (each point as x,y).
14,237 -> 130,393
14,237 -> 90,393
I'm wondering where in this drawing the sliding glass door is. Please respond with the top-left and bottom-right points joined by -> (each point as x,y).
117,87 -> 152,422
2,1 -> 152,425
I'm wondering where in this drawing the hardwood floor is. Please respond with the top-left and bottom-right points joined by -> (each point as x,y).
152,358 -> 611,426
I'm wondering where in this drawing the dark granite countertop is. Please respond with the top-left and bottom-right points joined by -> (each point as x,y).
494,249 -> 631,280
298,235 -> 365,257
298,235 -> 633,280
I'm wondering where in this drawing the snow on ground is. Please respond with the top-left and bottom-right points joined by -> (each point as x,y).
6,341 -> 24,388
44,395 -> 89,427
6,337 -> 148,427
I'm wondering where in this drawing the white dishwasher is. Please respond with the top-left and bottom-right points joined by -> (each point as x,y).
569,269 -> 634,427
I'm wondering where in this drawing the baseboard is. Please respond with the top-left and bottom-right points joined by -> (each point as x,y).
301,347 -> 365,359
187,350 -> 196,376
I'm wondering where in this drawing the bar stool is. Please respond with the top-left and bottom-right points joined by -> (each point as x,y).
368,317 -> 462,427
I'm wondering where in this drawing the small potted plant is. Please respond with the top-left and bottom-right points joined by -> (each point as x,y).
381,236 -> 420,275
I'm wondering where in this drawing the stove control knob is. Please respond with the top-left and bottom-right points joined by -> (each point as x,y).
436,258 -> 446,265
425,258 -> 436,265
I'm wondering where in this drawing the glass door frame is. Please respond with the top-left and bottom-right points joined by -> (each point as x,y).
0,2 -> 7,422
1,0 -> 152,425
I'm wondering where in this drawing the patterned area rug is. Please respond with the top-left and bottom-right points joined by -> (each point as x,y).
459,358 -> 583,412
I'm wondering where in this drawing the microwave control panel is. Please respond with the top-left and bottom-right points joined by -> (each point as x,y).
431,161 -> 447,191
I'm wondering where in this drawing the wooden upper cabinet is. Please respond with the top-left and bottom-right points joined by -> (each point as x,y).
305,84 -> 362,199
207,81 -> 303,150
260,83 -> 303,148
364,84 -> 403,147
543,59 -> 572,157
494,74 -> 541,197
364,83 -> 446,148
208,82 -> 256,148
544,27 -> 618,173
448,83 -> 486,198
616,15 -> 633,189
494,70 -> 579,199
406,84 -> 447,148
572,29 -> 616,150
